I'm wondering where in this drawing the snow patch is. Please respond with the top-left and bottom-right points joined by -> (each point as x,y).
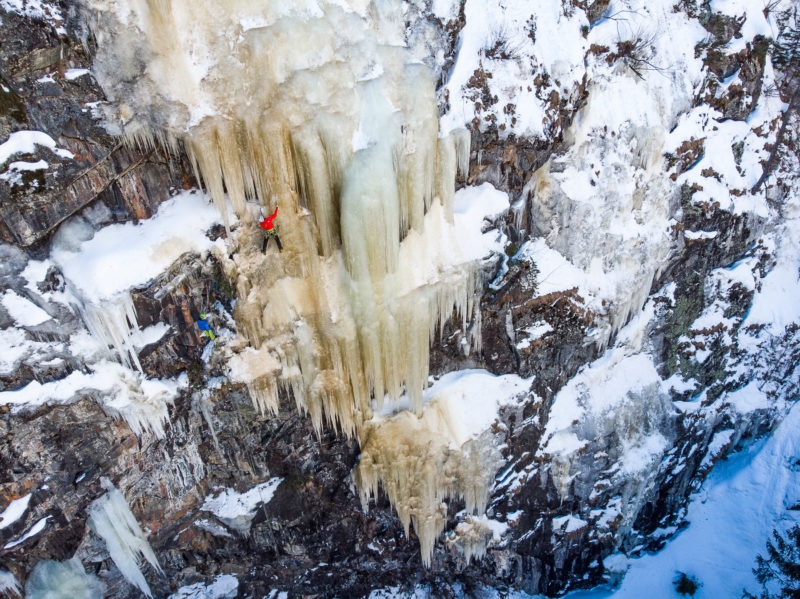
0,493 -> 31,530
727,380 -> 771,414
51,191 -> 222,303
0,130 -> 73,164
64,68 -> 91,80
4,516 -> 49,549
552,514 -> 588,534
168,574 -> 238,599
201,478 -> 283,534
452,182 -> 510,261
0,0 -> 66,32
1,290 -> 50,326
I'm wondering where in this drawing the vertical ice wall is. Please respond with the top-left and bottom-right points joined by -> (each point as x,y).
81,0 -> 486,563
84,0 -> 475,420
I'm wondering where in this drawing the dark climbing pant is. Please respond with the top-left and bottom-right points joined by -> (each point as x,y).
262,232 -> 283,253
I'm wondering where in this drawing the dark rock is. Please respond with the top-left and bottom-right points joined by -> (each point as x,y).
0,5 -> 193,248
703,36 -> 769,121
576,0 -> 612,25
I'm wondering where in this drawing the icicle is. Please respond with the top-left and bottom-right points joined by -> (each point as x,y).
551,454 -> 573,501
511,196 -> 526,232
0,570 -> 20,598
452,127 -> 471,181
445,516 -> 495,563
76,292 -> 142,371
87,478 -> 163,598
354,419 -> 501,567
195,391 -> 221,454
161,443 -> 206,497
94,362 -> 178,439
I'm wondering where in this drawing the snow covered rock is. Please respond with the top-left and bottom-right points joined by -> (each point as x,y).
0,0 -> 798,597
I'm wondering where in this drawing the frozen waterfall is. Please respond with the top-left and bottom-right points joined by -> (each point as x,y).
80,0 -> 495,564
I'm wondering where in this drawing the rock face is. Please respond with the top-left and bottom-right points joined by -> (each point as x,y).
1,1 -> 799,598
0,6 -> 190,249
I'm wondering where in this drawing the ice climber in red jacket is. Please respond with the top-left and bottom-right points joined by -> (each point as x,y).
259,205 -> 283,253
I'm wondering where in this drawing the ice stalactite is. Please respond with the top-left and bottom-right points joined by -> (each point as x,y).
354,409 -> 503,566
96,365 -> 174,437
0,361 -> 180,440
87,478 -> 163,598
82,0 -> 493,563
445,516 -> 500,563
76,292 -> 142,371
194,389 -> 222,454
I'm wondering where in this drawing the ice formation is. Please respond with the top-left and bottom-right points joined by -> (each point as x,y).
522,3 -> 707,343
24,558 -> 105,599
0,570 -> 20,598
87,478 -> 163,598
76,293 -> 143,370
49,192 -> 222,373
354,370 -> 529,563
445,515 -> 506,563
0,360 -> 182,439
355,423 -> 501,566
80,0 -> 498,564
95,365 -> 180,438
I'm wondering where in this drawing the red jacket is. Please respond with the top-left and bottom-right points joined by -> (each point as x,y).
259,207 -> 278,232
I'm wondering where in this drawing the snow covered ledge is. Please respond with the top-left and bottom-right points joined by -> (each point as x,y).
0,192 -> 224,438
49,191 -> 224,370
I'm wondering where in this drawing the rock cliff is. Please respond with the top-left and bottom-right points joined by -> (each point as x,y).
0,1 -> 798,597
